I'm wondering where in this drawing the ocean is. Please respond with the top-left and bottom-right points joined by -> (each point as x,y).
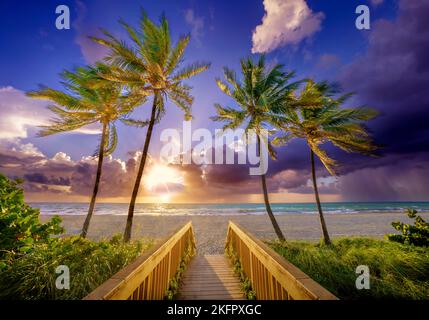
32,202 -> 429,216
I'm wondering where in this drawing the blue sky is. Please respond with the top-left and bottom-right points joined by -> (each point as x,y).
2,0 -> 428,203
0,0 -> 393,160
0,0 -> 394,90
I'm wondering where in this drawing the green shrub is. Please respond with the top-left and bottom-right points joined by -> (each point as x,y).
269,238 -> 429,299
225,244 -> 256,300
166,240 -> 195,300
0,174 -> 63,257
387,208 -> 429,247
0,235 -> 152,300
0,173 -> 153,300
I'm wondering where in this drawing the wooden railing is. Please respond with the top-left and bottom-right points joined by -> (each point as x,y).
84,221 -> 196,300
225,221 -> 338,300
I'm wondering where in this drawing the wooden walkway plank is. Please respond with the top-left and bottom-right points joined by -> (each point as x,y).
179,255 -> 245,300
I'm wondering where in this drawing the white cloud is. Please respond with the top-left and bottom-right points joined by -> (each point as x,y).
52,152 -> 73,163
13,143 -> 45,158
184,9 -> 205,44
252,0 -> 324,53
0,86 -> 100,141
0,86 -> 50,139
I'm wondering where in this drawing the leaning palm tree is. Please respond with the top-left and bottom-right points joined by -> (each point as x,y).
211,56 -> 299,241
273,80 -> 378,245
27,65 -> 144,238
91,13 -> 210,242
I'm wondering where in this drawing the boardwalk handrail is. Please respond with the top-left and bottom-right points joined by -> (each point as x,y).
84,221 -> 196,300
225,221 -> 338,300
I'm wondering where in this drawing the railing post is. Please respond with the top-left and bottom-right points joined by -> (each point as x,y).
167,251 -> 172,280
249,252 -> 254,285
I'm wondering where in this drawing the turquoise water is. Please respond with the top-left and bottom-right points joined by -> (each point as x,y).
32,202 -> 429,216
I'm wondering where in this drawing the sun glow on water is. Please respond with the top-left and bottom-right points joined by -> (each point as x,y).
159,193 -> 171,203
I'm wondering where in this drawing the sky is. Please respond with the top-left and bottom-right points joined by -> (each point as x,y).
0,0 -> 428,203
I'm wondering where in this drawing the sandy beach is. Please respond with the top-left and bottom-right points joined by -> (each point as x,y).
41,212 -> 429,255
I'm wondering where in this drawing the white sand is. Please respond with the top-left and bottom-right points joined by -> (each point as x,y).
41,212 -> 429,255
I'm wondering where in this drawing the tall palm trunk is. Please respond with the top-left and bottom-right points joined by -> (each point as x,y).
124,94 -> 159,242
257,135 -> 285,241
310,149 -> 332,245
81,122 -> 108,238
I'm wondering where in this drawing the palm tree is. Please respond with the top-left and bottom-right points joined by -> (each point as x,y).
27,65 -> 144,238
273,80 -> 378,245
211,56 -> 299,241
91,13 -> 210,242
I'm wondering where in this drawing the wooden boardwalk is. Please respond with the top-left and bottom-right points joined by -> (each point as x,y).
179,255 -> 244,300
85,222 -> 337,300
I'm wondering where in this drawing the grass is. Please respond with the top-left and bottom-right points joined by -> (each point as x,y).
268,237 -> 429,300
166,241 -> 196,300
225,244 -> 256,300
0,235 -> 153,300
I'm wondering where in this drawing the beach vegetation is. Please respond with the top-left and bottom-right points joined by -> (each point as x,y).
269,237 -> 429,299
0,235 -> 151,299
273,80 -> 378,245
90,12 -> 210,242
0,174 -> 63,259
0,174 -> 152,299
387,208 -> 429,247
166,239 -> 195,300
225,242 -> 256,299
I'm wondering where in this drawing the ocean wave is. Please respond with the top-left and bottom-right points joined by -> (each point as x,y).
32,202 -> 429,216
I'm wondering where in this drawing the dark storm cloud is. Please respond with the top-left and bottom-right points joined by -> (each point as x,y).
0,144 -> 138,198
168,144 -> 269,195
310,0 -> 429,200
24,173 -> 70,186
341,0 -> 429,155
247,0 -> 429,189
338,155 -> 429,201
0,153 -> 42,167
24,183 -> 64,194
238,0 -> 429,200
0,146 -> 44,167
203,0 -> 429,199
288,183 -> 339,195
166,139 -> 328,196
270,168 -> 311,190
68,156 -> 138,197
172,162 -> 262,196
204,163 -> 252,185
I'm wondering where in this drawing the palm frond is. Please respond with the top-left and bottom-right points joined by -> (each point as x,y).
274,78 -> 378,176
91,13 -> 208,123
166,35 -> 190,74
37,118 -> 96,137
29,64 -> 145,152
308,140 -> 337,175
172,62 -> 210,82
27,88 -> 88,111
120,118 -> 150,128
104,123 -> 118,156
216,78 -> 233,97
271,133 -> 293,147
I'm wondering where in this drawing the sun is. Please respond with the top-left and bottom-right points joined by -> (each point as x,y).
143,164 -> 183,192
